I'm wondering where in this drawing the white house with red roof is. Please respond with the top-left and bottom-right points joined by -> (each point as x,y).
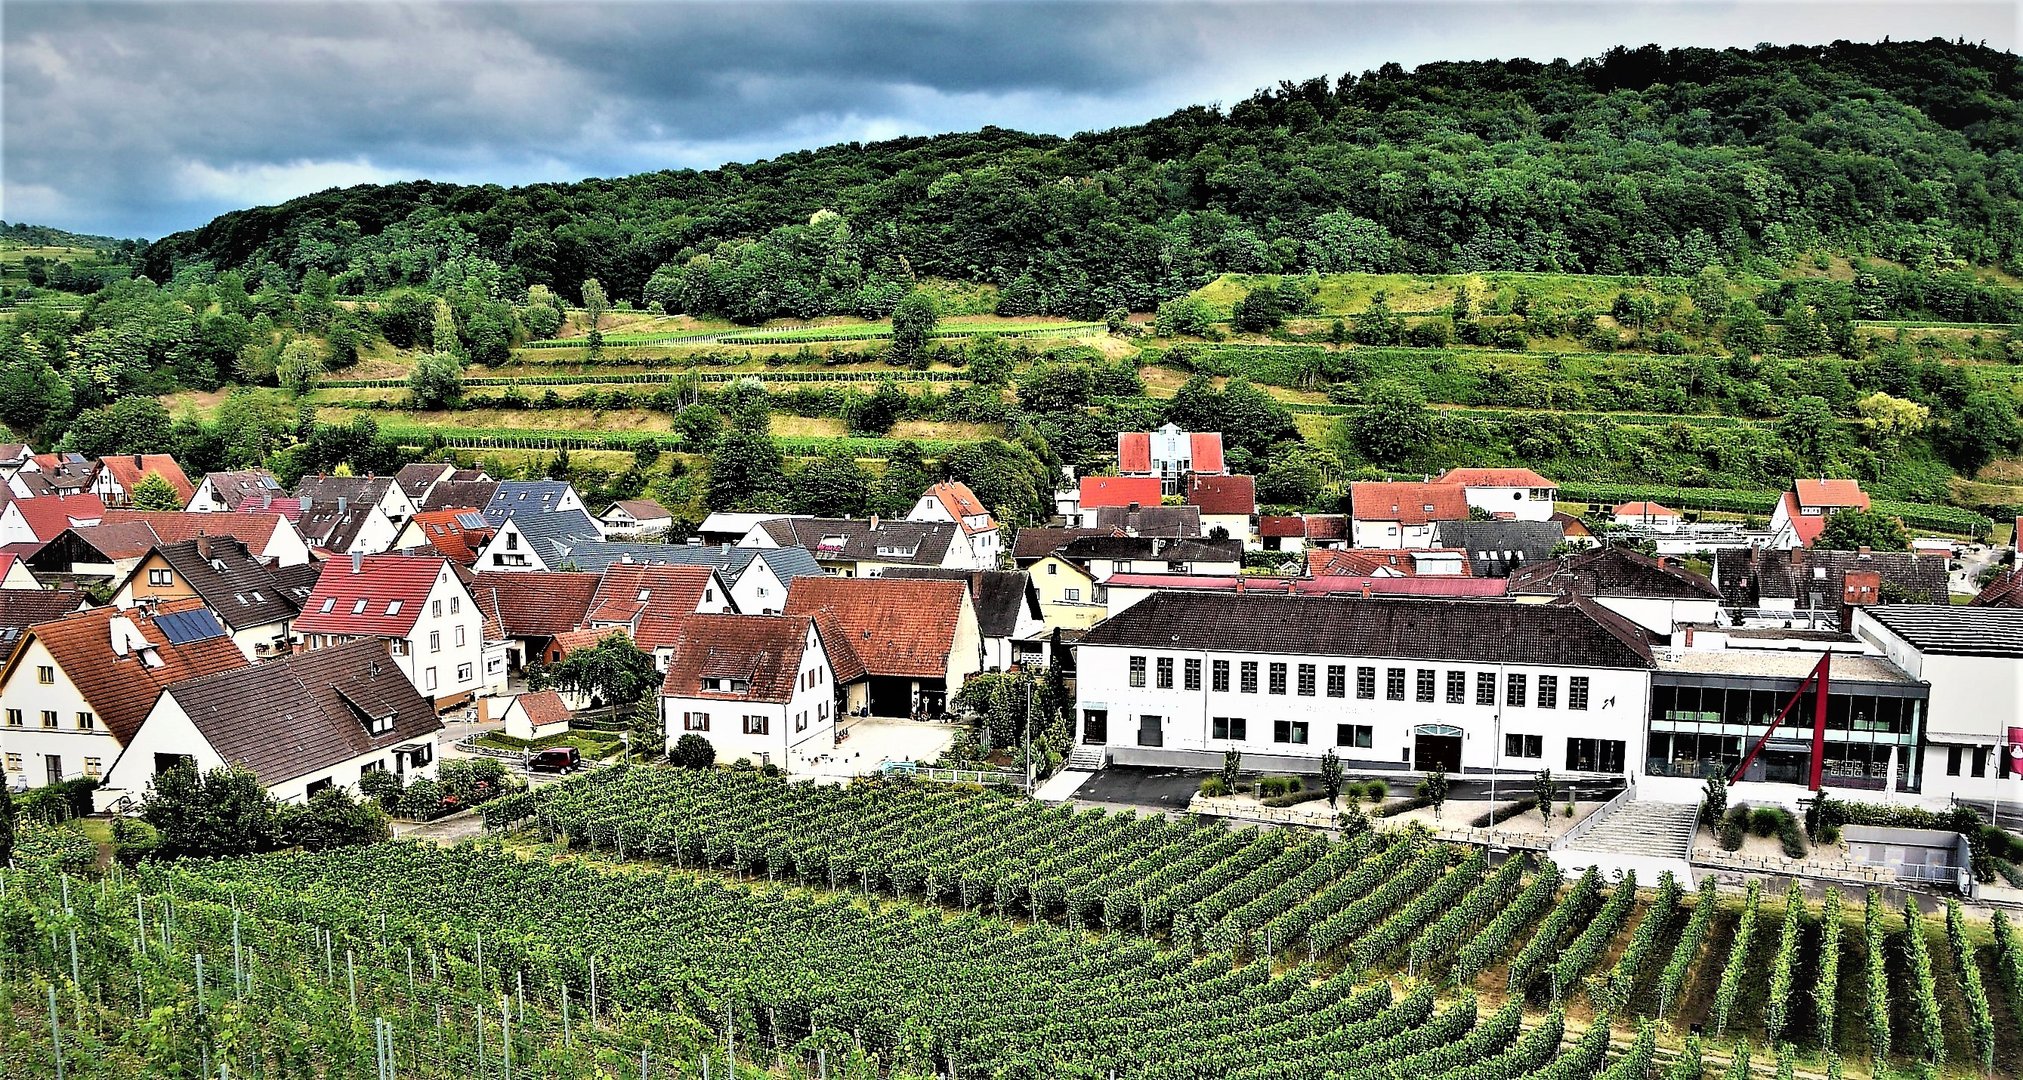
1075,475 -> 1165,527
1769,479 -> 1871,549
1612,501 -> 1683,533
92,454 -> 197,509
1119,424 -> 1226,494
1434,467 -> 1558,522
905,480 -> 1002,569
583,564 -> 735,668
0,493 -> 106,551
660,613 -> 837,773
1184,475 -> 1257,542
1348,482 -> 1470,549
292,554 -> 490,709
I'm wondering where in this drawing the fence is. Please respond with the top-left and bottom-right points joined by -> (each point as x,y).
1552,783 -> 1636,851
880,761 -> 1029,788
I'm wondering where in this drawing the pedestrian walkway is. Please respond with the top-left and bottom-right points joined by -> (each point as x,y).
1035,770 -> 1094,803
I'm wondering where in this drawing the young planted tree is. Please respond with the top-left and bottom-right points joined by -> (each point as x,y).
581,277 -> 610,341
1420,769 -> 1449,820
1320,749 -> 1345,807
1221,748 -> 1242,793
1533,769 -> 1556,823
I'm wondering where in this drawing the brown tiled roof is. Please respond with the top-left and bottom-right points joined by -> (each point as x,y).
610,499 -> 671,521
469,571 -> 600,638
195,471 -> 284,510
1081,591 -> 1655,668
407,509 -> 493,564
62,522 -> 162,560
1011,526 -> 1110,561
882,567 -> 1036,639
1712,548 -> 1948,607
1307,548 -> 1470,577
1435,467 -> 1556,489
1972,569 -> 2023,608
420,480 -> 501,512
0,588 -> 87,664
157,638 -> 440,785
103,509 -> 288,551
586,565 -> 719,649
784,576 -> 966,680
148,536 -> 302,629
512,689 -> 573,727
1184,474 -> 1257,517
9,598 -> 248,743
1507,546 -> 1720,601
1088,505 -> 1202,536
660,614 -> 815,704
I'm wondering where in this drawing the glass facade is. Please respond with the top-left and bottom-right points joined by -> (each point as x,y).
1646,676 -> 1926,793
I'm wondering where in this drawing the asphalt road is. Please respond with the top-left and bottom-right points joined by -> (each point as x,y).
1073,764 -> 1623,813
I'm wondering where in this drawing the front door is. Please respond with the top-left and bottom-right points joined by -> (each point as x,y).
1083,710 -> 1108,745
1414,733 -> 1462,773
44,755 -> 62,785
1137,715 -> 1164,748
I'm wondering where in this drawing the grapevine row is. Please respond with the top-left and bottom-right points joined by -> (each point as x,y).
1812,886 -> 1843,1044
1898,897 -> 1945,1066
1590,871 -> 1680,1013
1711,879 -> 1762,1035
1452,862 -> 1562,984
1544,869 -> 1637,1003
1761,879 -> 1805,1043
1655,876 -> 1719,1017
1944,898 -> 1994,1072
1506,866 -> 1603,992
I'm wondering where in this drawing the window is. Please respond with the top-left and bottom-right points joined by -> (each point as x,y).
1477,672 -> 1496,706
450,596 -> 459,615
454,625 -> 465,647
423,667 -> 438,691
36,665 -> 53,685
1184,659 -> 1201,691
1268,663 -> 1287,695
386,601 -> 402,616
506,532 -> 519,550
4,709 -> 19,727
40,711 -> 57,729
457,663 -> 473,682
320,598 -> 335,613
1415,669 -> 1435,703
1385,668 -> 1405,701
83,757 -> 102,779
1212,660 -> 1229,693
1504,734 -> 1543,758
1971,745 -> 1990,778
1240,662 -> 1259,694
1566,738 -> 1626,774
1273,720 -> 1310,745
1357,667 -> 1376,700
1297,664 -> 1316,697
352,598 -> 368,615
76,712 -> 94,731
148,568 -> 172,586
391,640 -> 410,656
1046,562 -> 1057,575
1327,665 -> 1346,698
1211,716 -> 1248,740
429,631 -> 441,653
1537,675 -> 1558,709
1337,723 -> 1373,749
742,715 -> 769,735
1568,677 -> 1590,711
1506,673 -> 1527,708
683,712 -> 710,732
306,778 -> 334,797
795,711 -> 808,733
3,753 -> 18,772
1446,671 -> 1466,704
1128,656 -> 1146,688
1063,588 -> 1081,602
1156,657 -> 1174,689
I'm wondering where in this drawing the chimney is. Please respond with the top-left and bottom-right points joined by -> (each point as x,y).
869,514 -> 879,531
1684,626 -> 1695,648
350,550 -> 363,574
1361,582 -> 1372,599
132,454 -> 143,468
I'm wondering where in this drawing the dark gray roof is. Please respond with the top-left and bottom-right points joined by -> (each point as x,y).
486,481 -> 580,516
295,475 -> 397,510
487,507 -> 603,568
1861,605 -> 2023,657
1012,527 -> 1109,561
1432,521 -> 1566,578
561,542 -> 828,586
1081,591 -> 1655,669
1088,505 -> 1202,536
757,518 -> 956,566
297,504 -> 382,552
1058,535 -> 1243,563
1508,545 -> 1720,601
158,638 -> 441,785
419,479 -> 501,512
881,568 -> 1037,639
149,536 -> 302,630
0,588 -> 86,664
1713,548 -> 1949,607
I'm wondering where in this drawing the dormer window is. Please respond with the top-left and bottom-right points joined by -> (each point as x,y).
366,714 -> 393,735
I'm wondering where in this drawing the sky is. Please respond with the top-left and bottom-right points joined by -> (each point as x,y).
3,0 -> 2017,240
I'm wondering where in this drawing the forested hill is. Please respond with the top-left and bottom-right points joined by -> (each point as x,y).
140,39 -> 2023,322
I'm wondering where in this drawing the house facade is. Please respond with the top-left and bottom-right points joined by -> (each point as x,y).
1349,482 -> 1469,548
291,555 -> 489,709
112,536 -> 304,660
905,481 -> 1002,570
1768,478 -> 1871,549
599,499 -> 675,539
660,614 -> 837,773
1118,424 -> 1226,494
1434,468 -> 1558,523
785,576 -> 983,717
1854,606 -> 2023,808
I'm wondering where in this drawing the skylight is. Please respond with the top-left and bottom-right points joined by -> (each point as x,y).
352,598 -> 368,614
320,598 -> 335,613
387,601 -> 402,615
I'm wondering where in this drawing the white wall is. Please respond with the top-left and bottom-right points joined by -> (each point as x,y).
0,637 -> 124,785
1462,486 -> 1556,522
1593,596 -> 1723,636
661,625 -> 836,772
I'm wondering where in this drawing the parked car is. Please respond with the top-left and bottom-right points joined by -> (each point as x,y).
526,746 -> 581,774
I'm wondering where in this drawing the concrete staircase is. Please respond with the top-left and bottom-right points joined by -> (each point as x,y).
1066,744 -> 1108,772
1554,799 -> 1699,884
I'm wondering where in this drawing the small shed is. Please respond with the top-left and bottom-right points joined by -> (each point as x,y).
1843,824 -> 1975,894
499,690 -> 572,742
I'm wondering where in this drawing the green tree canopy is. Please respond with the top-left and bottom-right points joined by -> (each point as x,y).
1814,507 -> 1911,551
535,631 -> 661,708
129,472 -> 184,511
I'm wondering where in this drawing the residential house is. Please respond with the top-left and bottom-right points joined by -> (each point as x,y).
112,536 -> 306,660
418,478 -> 502,513
1972,569 -> 2023,608
296,475 -> 417,530
584,564 -> 736,666
1011,527 -> 1109,568
905,481 -> 1002,569
785,576 -> 983,717
1713,547 -> 1949,626
0,444 -> 34,481
497,690 -> 572,742
1118,424 -> 1226,494
1185,475 -> 1256,542
395,463 -> 490,509
1432,520 -> 1568,578
1434,467 -> 1558,523
1613,501 -> 1683,533
1854,605 -> 2023,807
660,614 -> 837,773
187,470 -> 284,512
0,553 -> 40,591
23,522 -> 158,585
103,639 -> 442,806
884,567 -> 1047,671
1027,553 -> 1109,633
92,454 -> 196,509
471,505 -> 603,572
599,498 -> 676,539
1076,476 -> 1165,527
1507,546 -> 1723,635
698,512 -> 796,546
560,542 -> 822,615
1055,535 -> 1243,578
1307,548 -> 1470,578
1551,512 -> 1600,549
1088,504 -> 1202,537
468,570 -> 601,670
10,453 -> 98,499
742,517 -> 968,577
1074,591 -> 1654,775
0,600 -> 248,789
0,492 -> 107,550
485,480 -> 585,518
296,498 -> 400,557
393,509 -> 497,566
102,509 -> 313,566
1257,514 -> 1350,554
1769,479 -> 1872,549
0,589 -> 89,665
1349,482 -> 1470,548
292,554 -> 489,709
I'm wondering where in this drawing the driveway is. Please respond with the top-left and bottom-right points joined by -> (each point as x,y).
1072,764 -> 1623,813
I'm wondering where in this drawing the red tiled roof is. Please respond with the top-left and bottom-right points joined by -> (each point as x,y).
469,571 -> 600,638
1349,482 -> 1469,525
100,455 -> 196,504
12,494 -> 107,542
292,555 -> 451,638
1306,514 -> 1350,540
65,522 -> 162,560
513,689 -> 573,727
660,613 -> 816,704
102,510 -> 285,550
1259,515 -> 1305,538
6,598 -> 248,744
1793,479 -> 1869,510
609,498 -> 671,521
1779,492 -> 1830,546
1078,475 -> 1165,510
1550,511 -> 1593,537
1972,569 -> 2023,608
406,509 -> 492,564
1436,467 -> 1555,489
784,576 -> 965,680
924,481 -> 994,535
1117,432 -> 1151,474
1189,433 -> 1226,475
1613,502 -> 1679,518
586,564 -> 719,649
548,627 -> 614,657
1185,474 -> 1256,517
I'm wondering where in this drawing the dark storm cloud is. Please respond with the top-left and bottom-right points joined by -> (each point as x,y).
2,0 -> 2014,238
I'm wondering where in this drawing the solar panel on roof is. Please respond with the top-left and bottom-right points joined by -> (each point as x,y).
454,511 -> 489,529
156,607 -> 227,644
